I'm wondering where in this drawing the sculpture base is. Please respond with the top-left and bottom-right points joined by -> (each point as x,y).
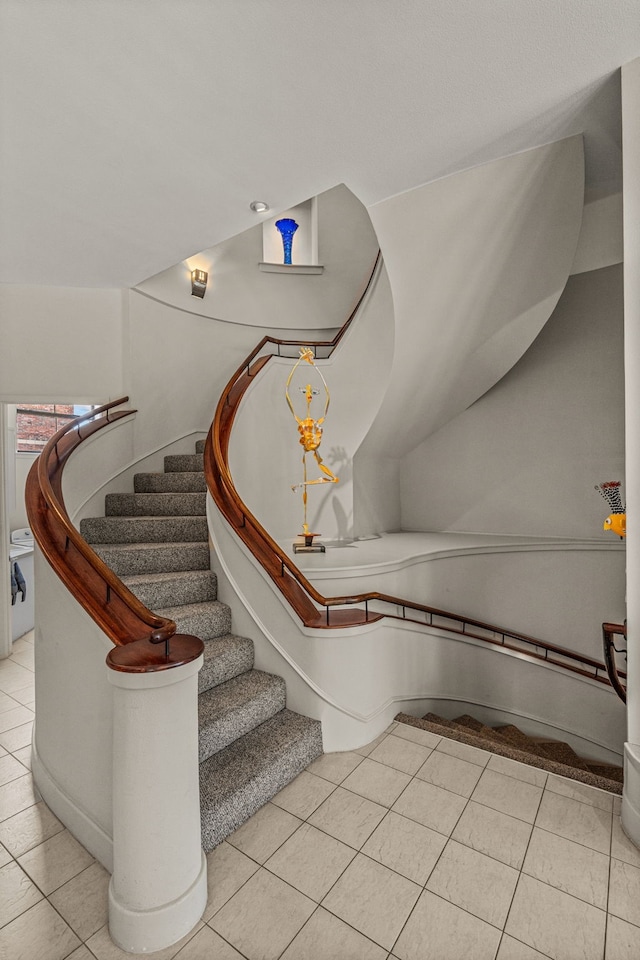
293,532 -> 325,554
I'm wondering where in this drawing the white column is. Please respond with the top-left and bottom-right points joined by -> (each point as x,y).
622,56 -> 640,846
107,655 -> 207,954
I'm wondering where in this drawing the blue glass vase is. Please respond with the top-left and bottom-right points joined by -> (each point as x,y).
275,218 -> 299,265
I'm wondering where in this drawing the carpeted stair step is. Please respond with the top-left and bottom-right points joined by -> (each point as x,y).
93,541 -> 210,577
422,712 -> 459,731
105,492 -> 207,517
121,570 -> 217,609
395,712 -> 623,795
199,709 -> 323,851
493,725 -> 552,758
164,454 -> 204,473
156,600 -> 232,640
195,439 -> 206,454
588,763 -> 624,783
198,670 -> 286,761
199,634 -> 255,694
453,714 -> 507,743
80,515 -> 208,544
533,739 -> 592,771
134,472 -> 206,493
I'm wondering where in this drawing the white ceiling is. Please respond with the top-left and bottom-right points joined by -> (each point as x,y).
1,1 -> 638,288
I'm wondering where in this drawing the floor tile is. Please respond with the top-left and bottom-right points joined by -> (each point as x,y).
0,720 -> 34,752
392,722 -> 441,749
280,906 -> 387,959
426,838 -> 518,928
0,753 -> 29,786
210,868 -> 315,960
66,946 -> 97,960
203,840 -> 259,920
471,767 -> 543,823
0,772 -> 40,820
545,772 -> 614,812
362,810 -> 447,885
435,736 -> 491,767
12,745 -> 31,770
48,861 -> 109,940
393,889 -> 502,960
535,790 -> 612,854
0,859 -> 43,926
608,857 -> 640,927
321,852 -> 420,951
265,822 -> 355,901
353,732 -> 389,757
505,873 -> 606,960
0,842 -> 11,867
308,786 -> 387,848
306,750 -> 364,784
18,827 -> 95,895
0,899 -> 80,960
0,661 -> 34,694
0,800 -> 64,857
271,770 -> 336,819
175,924 -> 245,959
416,750 -> 483,798
87,921 -> 203,959
522,826 -> 609,908
605,914 -> 640,960
9,646 -> 35,671
496,934 -> 553,959
0,704 -> 33,733
341,757 -> 412,807
487,753 -> 548,787
226,803 -> 301,864
0,692 -> 19,715
451,799 -> 533,869
9,687 -> 36,709
368,734 -> 433,775
391,777 -> 467,836
611,816 -> 640,868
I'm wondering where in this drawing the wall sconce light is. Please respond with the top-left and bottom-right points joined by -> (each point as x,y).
191,269 -> 208,298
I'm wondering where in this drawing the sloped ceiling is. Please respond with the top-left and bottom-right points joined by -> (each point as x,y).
1,1 -> 637,288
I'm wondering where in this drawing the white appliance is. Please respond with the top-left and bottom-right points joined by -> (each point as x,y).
10,527 -> 34,641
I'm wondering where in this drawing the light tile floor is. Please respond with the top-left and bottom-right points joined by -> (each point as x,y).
1,631 -> 640,959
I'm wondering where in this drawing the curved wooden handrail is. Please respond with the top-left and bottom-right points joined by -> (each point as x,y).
204,254 -> 620,690
602,622 -> 627,703
26,398 -> 203,672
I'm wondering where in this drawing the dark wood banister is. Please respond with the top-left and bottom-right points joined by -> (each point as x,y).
26,398 -> 203,673
602,622 -> 627,703
205,253 -> 624,692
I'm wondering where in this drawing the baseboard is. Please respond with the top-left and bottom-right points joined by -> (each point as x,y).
31,736 -> 114,872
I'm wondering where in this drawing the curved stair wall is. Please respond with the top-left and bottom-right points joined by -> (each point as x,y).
207,499 -> 626,762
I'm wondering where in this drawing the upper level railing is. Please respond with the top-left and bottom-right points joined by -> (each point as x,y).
602,622 -> 627,703
26,398 -> 203,673
204,255 -> 623,692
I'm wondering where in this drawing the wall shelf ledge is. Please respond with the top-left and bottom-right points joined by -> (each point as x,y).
259,263 -> 324,275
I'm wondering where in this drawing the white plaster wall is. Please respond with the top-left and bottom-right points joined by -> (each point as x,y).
227,262 -> 394,542
401,264 -> 624,539
571,189 -> 623,275
0,285 -> 124,402
362,137 -> 585,463
134,184 -> 379,331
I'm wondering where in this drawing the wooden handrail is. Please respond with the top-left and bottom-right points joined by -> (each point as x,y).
26,398 -> 203,672
602,622 -> 627,703
204,253 -> 622,690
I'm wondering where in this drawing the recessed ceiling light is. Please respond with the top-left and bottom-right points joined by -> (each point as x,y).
249,200 -> 269,213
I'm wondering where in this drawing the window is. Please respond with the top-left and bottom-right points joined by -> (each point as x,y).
16,404 -> 95,453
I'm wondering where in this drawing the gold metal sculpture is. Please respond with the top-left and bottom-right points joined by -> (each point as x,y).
285,347 -> 339,551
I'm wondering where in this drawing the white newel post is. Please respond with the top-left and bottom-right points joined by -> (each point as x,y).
622,56 -> 640,848
107,653 -> 207,953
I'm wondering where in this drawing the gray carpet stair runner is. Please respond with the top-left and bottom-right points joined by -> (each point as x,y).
80,440 -> 322,850
395,711 -> 623,794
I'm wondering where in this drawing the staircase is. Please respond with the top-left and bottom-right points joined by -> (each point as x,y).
79,440 -> 323,850
395,711 -> 623,794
